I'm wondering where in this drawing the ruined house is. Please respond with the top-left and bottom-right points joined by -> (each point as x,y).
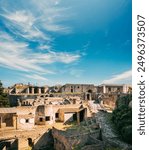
0,103 -> 87,130
98,84 -> 131,94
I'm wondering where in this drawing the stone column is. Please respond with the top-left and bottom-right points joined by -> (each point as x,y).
13,115 -> 18,130
26,88 -> 29,94
44,87 -> 47,94
31,88 -> 34,94
85,93 -> 87,100
38,88 -> 41,94
103,85 -> 106,93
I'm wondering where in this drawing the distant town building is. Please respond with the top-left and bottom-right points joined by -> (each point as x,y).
8,83 -> 131,107
98,84 -> 131,94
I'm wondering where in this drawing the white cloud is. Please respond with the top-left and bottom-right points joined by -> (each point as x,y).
25,74 -> 47,81
49,51 -> 80,64
0,0 -> 71,41
38,45 -> 51,50
102,70 -> 132,84
1,11 -> 47,40
0,0 -> 82,82
3,10 -> 34,25
70,69 -> 84,78
0,31 -> 80,74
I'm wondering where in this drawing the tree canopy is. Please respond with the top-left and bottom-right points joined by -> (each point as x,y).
0,80 -> 9,107
112,94 -> 132,144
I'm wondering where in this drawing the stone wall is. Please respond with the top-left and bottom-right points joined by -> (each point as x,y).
52,127 -> 101,150
97,84 -> 132,94
9,95 -> 37,107
96,111 -> 132,150
17,115 -> 35,130
60,84 -> 97,93
0,128 -> 54,150
0,113 -> 14,127
52,111 -> 132,150
101,94 -> 118,110
9,93 -> 84,107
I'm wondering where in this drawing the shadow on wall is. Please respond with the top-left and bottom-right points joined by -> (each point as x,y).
0,138 -> 18,150
64,114 -> 76,125
64,109 -> 86,125
28,129 -> 54,150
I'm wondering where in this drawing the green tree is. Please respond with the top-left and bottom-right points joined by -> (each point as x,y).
0,80 -> 9,107
112,94 -> 132,144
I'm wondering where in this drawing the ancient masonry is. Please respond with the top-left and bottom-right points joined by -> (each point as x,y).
52,111 -> 132,150
8,83 -> 131,106
0,83 -> 132,150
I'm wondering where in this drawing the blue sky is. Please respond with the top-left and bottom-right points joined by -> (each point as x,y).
0,0 -> 132,87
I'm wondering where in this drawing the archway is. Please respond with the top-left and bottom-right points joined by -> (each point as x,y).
87,93 -> 91,100
71,89 -> 73,93
88,89 -> 92,93
35,105 -> 45,125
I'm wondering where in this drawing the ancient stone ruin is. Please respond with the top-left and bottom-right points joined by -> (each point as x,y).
0,83 -> 132,150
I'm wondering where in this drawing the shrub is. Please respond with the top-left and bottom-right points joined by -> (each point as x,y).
112,94 -> 132,144
0,80 -> 9,107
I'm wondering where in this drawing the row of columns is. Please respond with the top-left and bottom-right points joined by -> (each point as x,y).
26,87 -> 49,94
102,85 -> 124,93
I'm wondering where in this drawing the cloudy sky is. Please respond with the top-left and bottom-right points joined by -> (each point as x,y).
0,0 -> 132,87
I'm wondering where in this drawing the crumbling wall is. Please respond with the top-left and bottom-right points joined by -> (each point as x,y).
101,94 -> 118,111
97,111 -> 132,150
52,128 -> 71,150
52,127 -> 101,150
1,113 -> 14,127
